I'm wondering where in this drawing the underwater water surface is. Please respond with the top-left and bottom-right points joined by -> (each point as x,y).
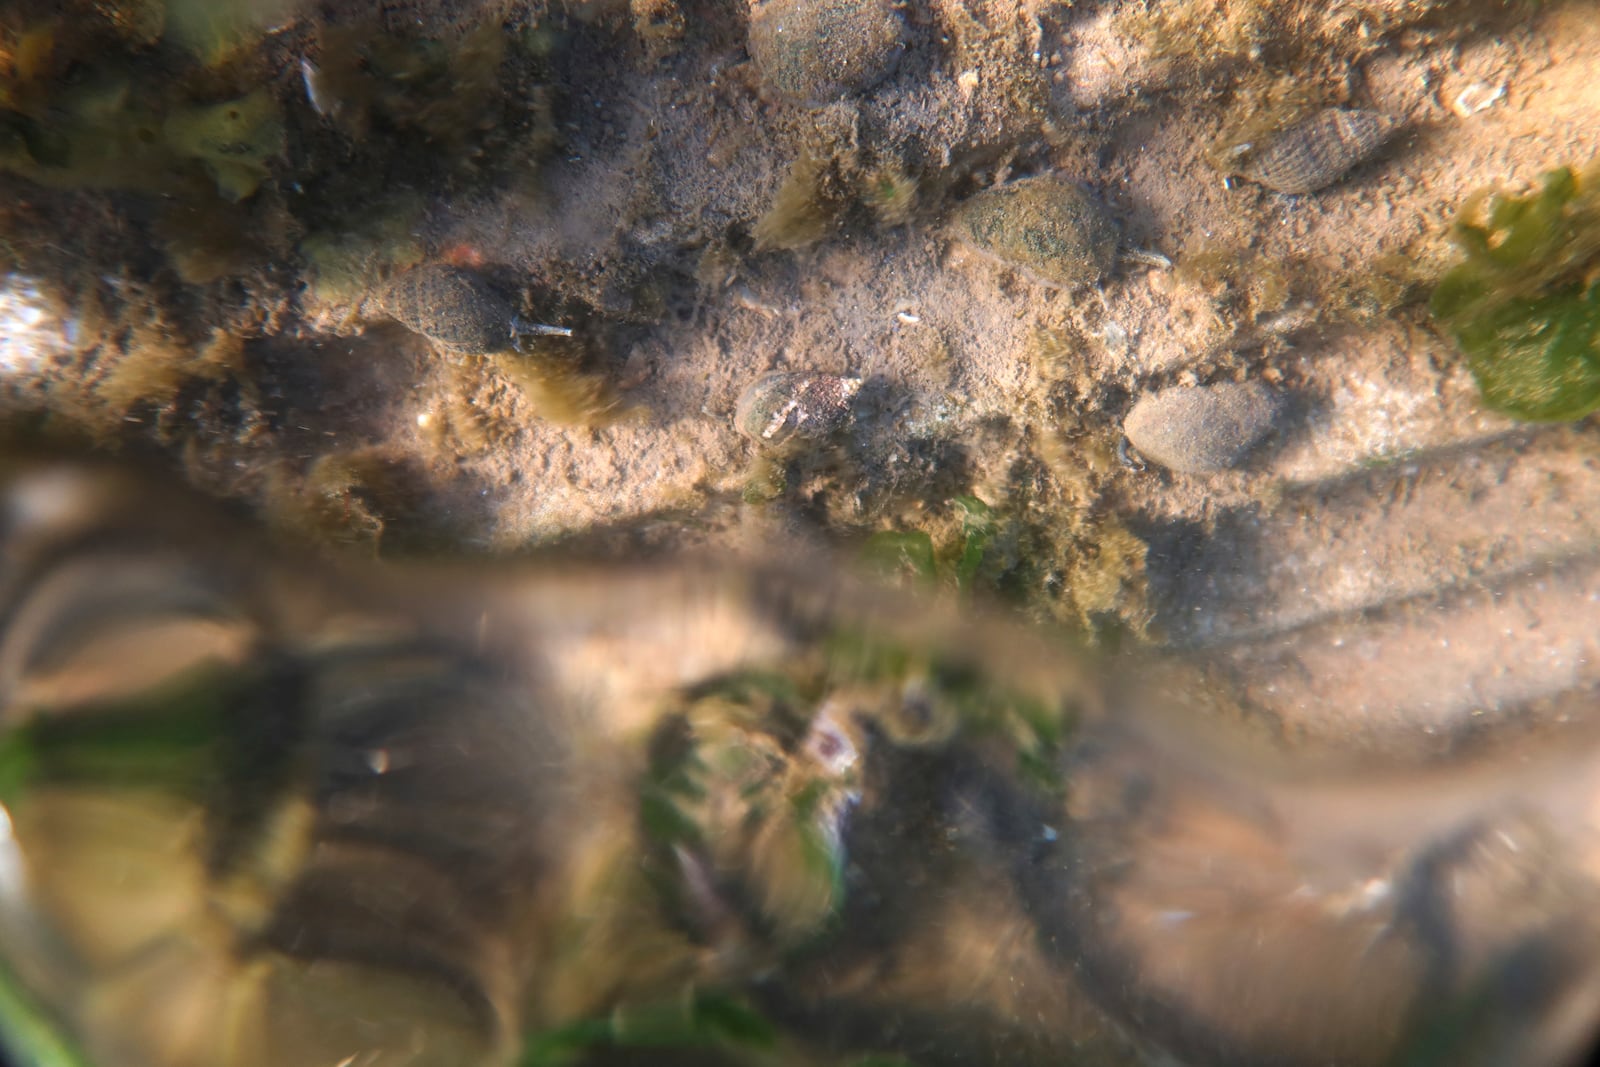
0,1 -> 1598,1065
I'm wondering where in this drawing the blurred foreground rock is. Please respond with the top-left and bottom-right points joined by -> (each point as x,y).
0,449 -> 1595,1067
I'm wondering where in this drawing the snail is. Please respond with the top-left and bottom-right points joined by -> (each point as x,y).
954,175 -> 1120,288
1237,108 -> 1400,195
376,263 -> 573,357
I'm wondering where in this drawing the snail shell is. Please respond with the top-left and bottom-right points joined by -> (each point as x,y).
1122,382 -> 1282,474
378,264 -> 517,357
747,0 -> 906,107
954,175 -> 1119,289
736,372 -> 862,447
1240,109 -> 1399,195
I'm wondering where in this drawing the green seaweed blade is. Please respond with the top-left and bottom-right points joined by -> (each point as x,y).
1431,164 -> 1600,421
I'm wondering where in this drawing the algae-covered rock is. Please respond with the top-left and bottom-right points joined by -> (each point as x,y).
300,197 -> 427,309
1431,163 -> 1600,422
747,0 -> 905,107
162,0 -> 305,65
954,176 -> 1119,289
1123,382 -> 1281,473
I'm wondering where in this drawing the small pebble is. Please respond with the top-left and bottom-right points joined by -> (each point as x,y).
736,372 -> 861,447
954,175 -> 1119,289
747,0 -> 905,107
1123,383 -> 1281,474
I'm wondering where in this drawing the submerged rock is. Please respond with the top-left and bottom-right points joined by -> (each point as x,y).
747,0 -> 906,107
1123,382 -> 1281,473
954,176 -> 1119,289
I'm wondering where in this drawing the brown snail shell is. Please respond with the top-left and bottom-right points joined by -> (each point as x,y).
378,264 -> 517,357
1239,109 -> 1400,195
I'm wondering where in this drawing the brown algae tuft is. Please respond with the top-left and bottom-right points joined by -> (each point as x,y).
954,176 -> 1119,289
491,350 -> 625,429
754,149 -> 846,251
747,0 -> 906,107
1431,162 -> 1600,422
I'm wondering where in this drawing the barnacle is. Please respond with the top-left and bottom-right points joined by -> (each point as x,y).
1430,162 -> 1600,421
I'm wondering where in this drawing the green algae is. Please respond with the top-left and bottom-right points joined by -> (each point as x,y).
1431,163 -> 1600,422
862,529 -> 939,587
0,958 -> 92,1067
161,90 -> 281,201
520,990 -> 775,1066
861,495 -> 992,596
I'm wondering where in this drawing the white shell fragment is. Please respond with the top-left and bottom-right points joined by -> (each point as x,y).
735,372 -> 862,447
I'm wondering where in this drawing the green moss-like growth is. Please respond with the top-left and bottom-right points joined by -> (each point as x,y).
864,161 -> 918,227
522,990 -> 776,1066
299,196 -> 426,308
862,529 -> 940,587
161,0 -> 302,66
161,90 -> 282,201
1431,163 -> 1600,422
1174,238 -> 1300,326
